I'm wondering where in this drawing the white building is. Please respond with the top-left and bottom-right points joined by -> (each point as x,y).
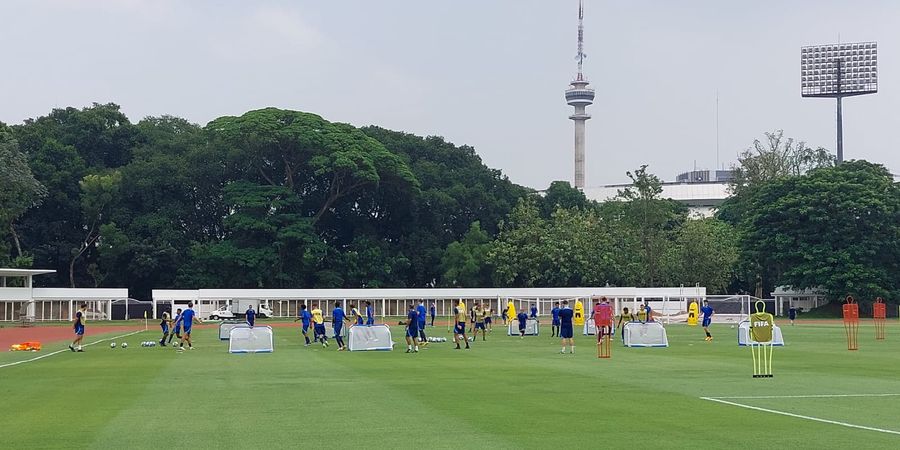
0,269 -> 128,322
583,181 -> 731,217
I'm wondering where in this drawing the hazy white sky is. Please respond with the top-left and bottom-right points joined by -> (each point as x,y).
2,0 -> 898,188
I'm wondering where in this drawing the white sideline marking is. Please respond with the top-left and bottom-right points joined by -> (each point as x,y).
0,329 -> 144,370
701,396 -> 900,436
710,393 -> 900,400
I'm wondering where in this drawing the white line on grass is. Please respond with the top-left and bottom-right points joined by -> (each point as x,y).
709,393 -> 900,400
0,329 -> 145,370
700,396 -> 900,436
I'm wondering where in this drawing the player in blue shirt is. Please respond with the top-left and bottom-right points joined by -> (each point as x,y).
429,302 -> 436,327
405,304 -> 420,353
516,310 -> 529,338
530,304 -> 538,319
168,308 -> 183,345
177,302 -> 202,352
293,304 -> 313,346
558,300 -> 575,354
416,300 -> 428,342
158,310 -> 172,347
550,302 -> 561,337
701,300 -> 714,341
246,305 -> 256,327
69,303 -> 87,352
365,300 -> 375,325
332,301 -> 347,351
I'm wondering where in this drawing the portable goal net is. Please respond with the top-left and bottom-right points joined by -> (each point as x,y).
228,326 -> 274,353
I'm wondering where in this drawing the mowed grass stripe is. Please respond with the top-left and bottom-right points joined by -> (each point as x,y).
3,323 -> 900,448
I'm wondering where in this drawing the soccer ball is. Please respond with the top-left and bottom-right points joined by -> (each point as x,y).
110,342 -> 116,348
121,342 -> 128,349
730,324 -> 735,329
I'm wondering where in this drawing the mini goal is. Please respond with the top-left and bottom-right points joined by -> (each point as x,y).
228,325 -> 274,353
219,321 -> 250,340
623,322 -> 669,347
348,325 -> 394,351
507,319 -> 540,336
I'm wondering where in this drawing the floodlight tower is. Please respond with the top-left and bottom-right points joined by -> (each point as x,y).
801,42 -> 878,163
565,0 -> 595,189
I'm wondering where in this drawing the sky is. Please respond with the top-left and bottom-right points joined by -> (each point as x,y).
1,0 -> 899,188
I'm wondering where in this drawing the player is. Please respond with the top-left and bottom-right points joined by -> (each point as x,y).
293,304 -> 313,346
558,300 -> 575,354
788,305 -> 797,326
365,300 -> 375,325
312,303 -> 328,347
550,302 -> 561,337
332,301 -> 347,351
484,305 -> 493,332
701,300 -> 714,341
405,304 -> 420,353
453,303 -> 470,350
168,308 -> 183,345
429,301 -> 436,327
617,307 -> 636,341
158,309 -> 172,346
177,302 -> 202,351
516,309 -> 529,338
643,303 -> 654,322
246,305 -> 256,327
416,300 -> 428,343
69,303 -> 87,352
592,298 -> 613,348
348,303 -> 364,326
501,306 -> 509,325
472,303 -> 487,341
530,303 -> 537,319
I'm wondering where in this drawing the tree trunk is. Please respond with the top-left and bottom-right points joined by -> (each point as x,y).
69,256 -> 77,288
9,222 -> 23,258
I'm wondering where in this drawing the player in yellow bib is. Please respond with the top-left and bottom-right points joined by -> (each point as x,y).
453,303 -> 470,350
311,304 -> 328,347
472,303 -> 487,341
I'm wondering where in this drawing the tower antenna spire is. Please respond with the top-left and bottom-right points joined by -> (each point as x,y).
565,0 -> 594,189
576,0 -> 586,80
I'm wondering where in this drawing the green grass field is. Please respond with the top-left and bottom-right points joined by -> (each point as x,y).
3,320 -> 900,449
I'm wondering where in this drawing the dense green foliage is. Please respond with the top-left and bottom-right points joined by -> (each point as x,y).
3,106 -> 897,303
3,105 -> 529,296
726,161 -> 900,302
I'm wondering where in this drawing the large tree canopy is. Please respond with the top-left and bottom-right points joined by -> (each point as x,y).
736,161 -> 900,301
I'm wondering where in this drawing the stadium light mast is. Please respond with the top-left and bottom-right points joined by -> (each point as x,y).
801,42 -> 878,164
565,0 -> 595,189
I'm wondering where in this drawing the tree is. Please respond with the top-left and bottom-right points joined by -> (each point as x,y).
739,161 -> 900,302
0,125 -> 46,262
730,130 -> 833,193
441,221 -> 493,287
539,180 -> 592,217
615,165 -> 686,286
206,108 -> 418,225
664,218 -> 738,294
719,130 -> 836,296
69,171 -> 121,287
